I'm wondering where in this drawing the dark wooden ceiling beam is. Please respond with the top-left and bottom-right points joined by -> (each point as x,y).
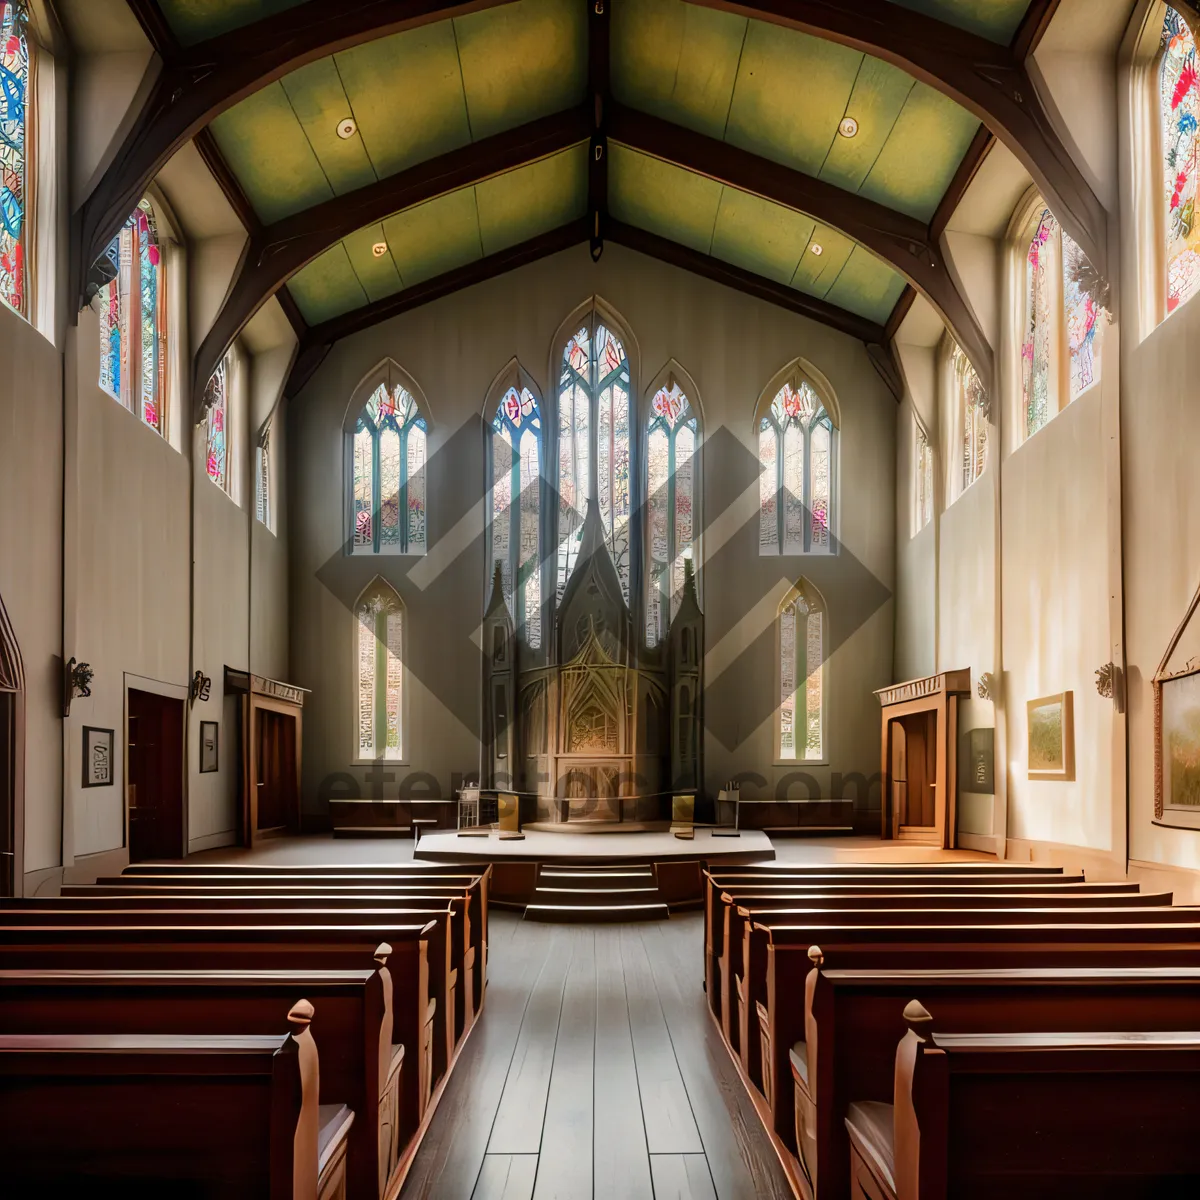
1010,0 -> 1063,60
588,0 -> 610,259
192,106 -> 589,414
74,0 -> 521,307
609,103 -> 993,393
687,0 -> 1108,277
285,218 -> 591,399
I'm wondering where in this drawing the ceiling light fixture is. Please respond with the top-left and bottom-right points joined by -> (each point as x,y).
811,243 -> 824,256
336,117 -> 357,139
838,116 -> 859,138
372,241 -> 388,258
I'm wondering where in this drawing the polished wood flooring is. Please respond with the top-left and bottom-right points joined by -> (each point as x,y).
400,912 -> 792,1200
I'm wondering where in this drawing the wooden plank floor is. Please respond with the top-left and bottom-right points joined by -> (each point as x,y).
401,912 -> 792,1200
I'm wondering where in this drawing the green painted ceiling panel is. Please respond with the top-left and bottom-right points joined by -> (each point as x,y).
456,0 -> 587,141
858,83 -> 981,221
889,0 -> 1031,43
611,0 -> 746,140
287,243 -> 367,326
157,0 -> 304,45
382,188 -> 483,288
343,223 -> 404,304
475,145 -> 588,255
608,145 -> 721,256
725,23 -> 862,178
790,223 -> 856,297
817,59 -> 915,194
209,82 -> 333,223
334,25 -> 472,182
709,188 -> 814,286
280,58 -> 376,198
824,245 -> 908,324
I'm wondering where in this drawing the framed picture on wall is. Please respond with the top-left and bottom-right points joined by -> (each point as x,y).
1154,666 -> 1200,829
1026,692 -> 1075,781
82,726 -> 114,788
199,721 -> 219,774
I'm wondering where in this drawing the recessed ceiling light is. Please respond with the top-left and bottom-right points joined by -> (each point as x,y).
371,241 -> 388,258
336,117 -> 357,139
811,243 -> 824,256
838,116 -> 859,138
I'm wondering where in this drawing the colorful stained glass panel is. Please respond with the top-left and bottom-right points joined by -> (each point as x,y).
0,1 -> 28,316
1162,8 -> 1200,315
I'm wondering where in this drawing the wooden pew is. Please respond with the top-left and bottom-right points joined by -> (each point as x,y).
758,920 -> 1200,1172
53,883 -> 482,1039
0,999 -> 351,1199
0,954 -> 397,1200
718,889 -> 1171,1051
0,920 -> 438,1147
802,957 -> 1200,1200
848,1001 -> 1200,1200
702,871 -> 1099,1013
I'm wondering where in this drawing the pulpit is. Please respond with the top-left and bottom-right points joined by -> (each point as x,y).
875,669 -> 971,849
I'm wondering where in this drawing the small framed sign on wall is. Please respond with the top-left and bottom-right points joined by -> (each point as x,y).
82,726 -> 114,788
199,721 -> 219,773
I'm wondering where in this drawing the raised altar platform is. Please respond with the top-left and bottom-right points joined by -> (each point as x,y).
413,827 -> 774,915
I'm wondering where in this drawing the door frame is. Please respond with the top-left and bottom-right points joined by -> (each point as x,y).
123,673 -> 189,861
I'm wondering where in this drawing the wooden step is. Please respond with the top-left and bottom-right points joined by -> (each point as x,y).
539,869 -> 655,889
523,902 -> 670,923
533,886 -> 661,905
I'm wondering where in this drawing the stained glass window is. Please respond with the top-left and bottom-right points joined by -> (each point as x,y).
555,317 -> 632,601
355,583 -> 404,760
255,426 -> 271,529
0,1 -> 29,316
203,356 -> 228,492
491,384 -> 543,648
646,381 -> 698,647
915,422 -> 933,533
97,198 -> 167,435
778,583 -> 824,762
1020,204 -> 1102,439
954,346 -> 988,492
1162,6 -> 1200,314
758,379 -> 835,555
350,382 -> 427,555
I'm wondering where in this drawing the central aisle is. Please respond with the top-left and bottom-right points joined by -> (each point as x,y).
400,912 -> 792,1200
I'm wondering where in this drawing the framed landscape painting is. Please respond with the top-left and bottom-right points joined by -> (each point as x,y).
1027,692 -> 1075,781
1155,667 -> 1200,828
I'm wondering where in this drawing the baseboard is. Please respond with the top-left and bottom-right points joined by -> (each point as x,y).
956,831 -> 1001,855
1002,837 -> 1125,881
188,830 -> 238,854
1127,858 -> 1200,904
23,864 -> 64,897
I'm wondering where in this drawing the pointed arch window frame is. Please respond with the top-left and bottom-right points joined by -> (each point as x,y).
352,578 -> 407,764
775,578 -> 828,765
755,360 -> 840,557
343,360 -> 431,558
549,297 -> 639,606
485,359 -> 547,650
643,360 -> 703,649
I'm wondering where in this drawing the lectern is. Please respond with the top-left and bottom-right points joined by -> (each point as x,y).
875,669 -> 971,849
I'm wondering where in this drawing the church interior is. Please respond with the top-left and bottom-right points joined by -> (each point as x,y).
3,0 -> 1200,1195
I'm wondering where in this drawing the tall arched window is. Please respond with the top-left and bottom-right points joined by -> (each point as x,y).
778,580 -> 825,762
491,381 -> 543,648
97,198 -> 167,435
555,312 -> 633,601
758,373 -> 836,555
954,344 -> 988,491
1161,5 -> 1200,314
202,355 -> 228,492
0,1 -> 30,317
1020,202 -> 1102,440
255,422 -> 271,530
355,581 -> 404,761
913,419 -> 933,535
350,381 -> 427,555
646,377 -> 698,647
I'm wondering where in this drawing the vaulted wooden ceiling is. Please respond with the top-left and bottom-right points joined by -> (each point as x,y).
90,0 -> 1095,408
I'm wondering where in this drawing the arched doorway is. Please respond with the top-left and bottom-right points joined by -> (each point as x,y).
0,589 -> 24,897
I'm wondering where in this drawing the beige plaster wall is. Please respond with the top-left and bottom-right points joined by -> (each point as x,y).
289,242 -> 897,815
